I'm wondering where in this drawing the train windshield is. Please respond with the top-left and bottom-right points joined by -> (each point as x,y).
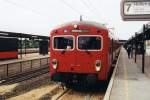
53,36 -> 74,50
78,36 -> 101,50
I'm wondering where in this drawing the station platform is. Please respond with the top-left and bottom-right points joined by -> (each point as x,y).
110,48 -> 150,100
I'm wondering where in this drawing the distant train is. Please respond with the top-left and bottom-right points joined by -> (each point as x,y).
50,21 -> 121,86
0,37 -> 18,59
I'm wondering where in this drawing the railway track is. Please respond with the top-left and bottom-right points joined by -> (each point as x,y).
52,52 -> 120,100
51,88 -> 70,100
54,88 -> 105,100
0,66 -> 49,85
0,51 -> 120,100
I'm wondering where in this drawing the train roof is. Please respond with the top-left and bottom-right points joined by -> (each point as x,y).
54,21 -> 107,30
52,21 -> 119,40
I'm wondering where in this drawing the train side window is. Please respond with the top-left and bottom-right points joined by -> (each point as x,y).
53,36 -> 74,50
0,38 -> 18,51
77,36 -> 102,51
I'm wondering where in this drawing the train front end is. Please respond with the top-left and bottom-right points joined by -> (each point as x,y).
50,22 -> 109,85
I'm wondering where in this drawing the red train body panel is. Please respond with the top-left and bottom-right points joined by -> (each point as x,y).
0,51 -> 18,59
50,21 -> 120,85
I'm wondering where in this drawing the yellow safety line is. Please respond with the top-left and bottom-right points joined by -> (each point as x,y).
122,51 -> 130,100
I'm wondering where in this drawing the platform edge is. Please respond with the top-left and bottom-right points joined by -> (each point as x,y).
103,48 -> 121,100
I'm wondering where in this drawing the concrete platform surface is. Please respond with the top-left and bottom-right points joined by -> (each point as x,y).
0,53 -> 49,65
110,48 -> 150,100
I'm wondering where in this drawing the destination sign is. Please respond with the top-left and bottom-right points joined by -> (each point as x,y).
71,29 -> 89,33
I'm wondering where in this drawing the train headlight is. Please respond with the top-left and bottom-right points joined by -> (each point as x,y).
74,24 -> 78,29
95,60 -> 101,72
52,59 -> 58,69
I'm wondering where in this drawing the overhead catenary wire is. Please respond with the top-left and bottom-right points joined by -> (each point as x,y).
3,0 -> 108,23
85,0 -> 114,30
59,0 -> 81,15
80,0 -> 108,22
59,0 -> 92,21
86,0 -> 108,21
80,0 -> 96,16
1,0 -> 55,35
2,0 -> 51,20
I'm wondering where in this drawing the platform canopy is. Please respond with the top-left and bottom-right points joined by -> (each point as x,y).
121,0 -> 150,21
0,31 -> 49,40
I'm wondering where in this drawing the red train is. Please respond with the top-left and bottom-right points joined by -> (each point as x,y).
50,21 -> 120,86
0,37 -> 18,60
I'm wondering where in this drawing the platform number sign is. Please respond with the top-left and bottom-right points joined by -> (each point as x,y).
121,0 -> 150,21
125,3 -> 131,13
124,1 -> 150,15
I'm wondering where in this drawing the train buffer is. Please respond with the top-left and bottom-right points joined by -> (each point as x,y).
104,48 -> 150,100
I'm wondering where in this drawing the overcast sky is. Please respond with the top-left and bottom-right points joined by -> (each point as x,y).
0,0 -> 147,39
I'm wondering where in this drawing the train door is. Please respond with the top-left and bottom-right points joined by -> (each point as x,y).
52,35 -> 76,72
76,35 -> 103,73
